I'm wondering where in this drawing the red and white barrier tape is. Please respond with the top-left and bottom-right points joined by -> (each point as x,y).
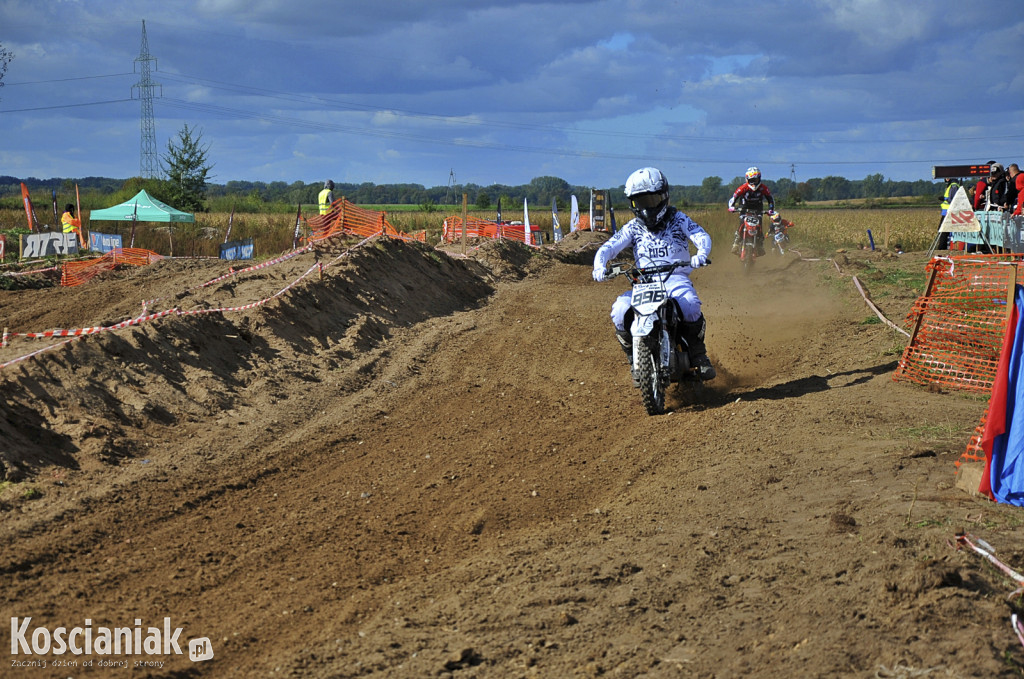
954,533 -> 1024,592
0,265 -> 61,278
1013,614 -> 1024,650
142,243 -> 315,311
0,239 -> 372,372
953,533 -> 1024,650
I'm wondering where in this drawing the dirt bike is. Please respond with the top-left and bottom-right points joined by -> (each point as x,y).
737,210 -> 763,273
605,260 -> 709,415
769,218 -> 791,255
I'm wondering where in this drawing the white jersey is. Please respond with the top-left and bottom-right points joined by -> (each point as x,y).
593,208 -> 711,273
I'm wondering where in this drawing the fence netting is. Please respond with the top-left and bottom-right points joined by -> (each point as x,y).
309,197 -> 425,243
61,248 -> 164,287
892,254 -> 1024,469
894,254 -> 1019,394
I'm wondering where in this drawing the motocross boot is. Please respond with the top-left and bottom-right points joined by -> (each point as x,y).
731,232 -> 740,255
681,315 -> 716,381
615,329 -> 632,360
756,230 -> 766,257
616,329 -> 640,387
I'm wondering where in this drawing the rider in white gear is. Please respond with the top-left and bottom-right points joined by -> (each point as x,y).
592,167 -> 716,381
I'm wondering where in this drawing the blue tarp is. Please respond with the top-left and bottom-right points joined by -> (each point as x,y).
987,285 -> 1024,504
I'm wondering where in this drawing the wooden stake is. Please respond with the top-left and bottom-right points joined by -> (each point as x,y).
461,193 -> 468,256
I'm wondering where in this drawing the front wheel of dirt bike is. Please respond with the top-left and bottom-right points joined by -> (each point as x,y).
742,244 -> 755,274
636,336 -> 665,415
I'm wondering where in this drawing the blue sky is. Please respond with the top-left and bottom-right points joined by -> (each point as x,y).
1,0 -> 1021,190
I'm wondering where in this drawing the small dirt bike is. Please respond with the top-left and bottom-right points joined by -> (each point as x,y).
769,218 -> 791,255
737,210 -> 763,273
606,260 -> 709,415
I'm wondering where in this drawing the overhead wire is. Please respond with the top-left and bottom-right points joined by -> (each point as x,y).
0,70 -> 1008,166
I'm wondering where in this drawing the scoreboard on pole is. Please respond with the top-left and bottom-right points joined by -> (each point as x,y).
932,164 -> 995,179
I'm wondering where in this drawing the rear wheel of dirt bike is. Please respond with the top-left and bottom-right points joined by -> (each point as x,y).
636,335 -> 665,415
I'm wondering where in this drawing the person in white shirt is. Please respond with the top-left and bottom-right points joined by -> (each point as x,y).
592,167 -> 715,381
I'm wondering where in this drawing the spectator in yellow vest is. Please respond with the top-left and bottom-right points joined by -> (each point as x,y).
318,180 -> 335,215
937,178 -> 959,249
61,204 -> 81,236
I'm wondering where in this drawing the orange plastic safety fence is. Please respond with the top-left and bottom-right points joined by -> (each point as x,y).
60,248 -> 164,287
308,198 -> 423,243
958,416 -> 988,469
440,216 -> 539,245
894,254 -> 1021,394
440,215 -> 503,242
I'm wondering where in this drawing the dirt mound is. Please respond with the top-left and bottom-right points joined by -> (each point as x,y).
0,239 -> 494,481
1,236 -> 1020,678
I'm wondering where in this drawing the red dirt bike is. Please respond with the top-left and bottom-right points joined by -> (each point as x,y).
736,210 -> 764,273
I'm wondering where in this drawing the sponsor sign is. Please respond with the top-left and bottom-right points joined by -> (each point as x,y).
19,232 -> 79,259
89,231 -> 124,254
219,237 -> 254,261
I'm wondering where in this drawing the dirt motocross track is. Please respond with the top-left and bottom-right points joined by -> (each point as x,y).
1,231 -> 1022,678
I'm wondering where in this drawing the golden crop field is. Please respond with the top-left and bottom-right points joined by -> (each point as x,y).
686,207 -> 937,254
0,205 -> 938,262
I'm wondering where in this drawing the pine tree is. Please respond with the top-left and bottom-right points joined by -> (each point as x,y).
161,124 -> 213,212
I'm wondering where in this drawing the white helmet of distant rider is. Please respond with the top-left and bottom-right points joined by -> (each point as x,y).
625,167 -> 670,232
745,167 -> 761,188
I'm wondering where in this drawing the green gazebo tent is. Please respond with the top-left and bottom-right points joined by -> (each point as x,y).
88,190 -> 195,223
87,189 -> 194,251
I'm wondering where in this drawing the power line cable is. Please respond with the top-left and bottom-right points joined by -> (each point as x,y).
160,71 -> 1024,146
0,98 -> 134,113
159,97 -> 1001,167
4,72 -> 133,86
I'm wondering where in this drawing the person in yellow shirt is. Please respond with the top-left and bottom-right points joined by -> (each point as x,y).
318,180 -> 335,215
60,204 -> 81,236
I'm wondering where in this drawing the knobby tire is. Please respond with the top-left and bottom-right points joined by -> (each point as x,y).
637,335 -> 665,415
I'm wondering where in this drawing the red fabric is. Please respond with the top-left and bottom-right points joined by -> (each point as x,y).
981,301 -> 1019,498
1013,173 -> 1024,216
974,179 -> 989,210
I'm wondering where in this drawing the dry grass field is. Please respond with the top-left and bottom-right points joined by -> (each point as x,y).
0,204 -> 937,263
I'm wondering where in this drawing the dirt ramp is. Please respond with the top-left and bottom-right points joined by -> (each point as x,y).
0,239 -> 494,483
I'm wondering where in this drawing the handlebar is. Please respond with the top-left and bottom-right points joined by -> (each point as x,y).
605,259 -> 711,280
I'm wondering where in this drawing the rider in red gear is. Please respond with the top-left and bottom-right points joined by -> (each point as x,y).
728,167 -> 776,256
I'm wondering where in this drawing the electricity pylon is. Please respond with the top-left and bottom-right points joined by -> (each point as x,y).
132,20 -> 161,178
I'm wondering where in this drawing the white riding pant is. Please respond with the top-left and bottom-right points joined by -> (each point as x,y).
610,274 -> 702,331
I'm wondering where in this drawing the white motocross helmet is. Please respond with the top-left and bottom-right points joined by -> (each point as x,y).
625,167 -> 670,231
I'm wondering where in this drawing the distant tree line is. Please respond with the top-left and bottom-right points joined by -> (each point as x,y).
1,171 -> 942,214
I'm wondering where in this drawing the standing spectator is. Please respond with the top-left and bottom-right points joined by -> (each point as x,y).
973,172 -> 990,210
937,177 -> 960,249
985,163 -> 1008,211
973,161 -> 997,210
318,179 -> 335,216
1007,163 -> 1022,216
60,203 -> 80,238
